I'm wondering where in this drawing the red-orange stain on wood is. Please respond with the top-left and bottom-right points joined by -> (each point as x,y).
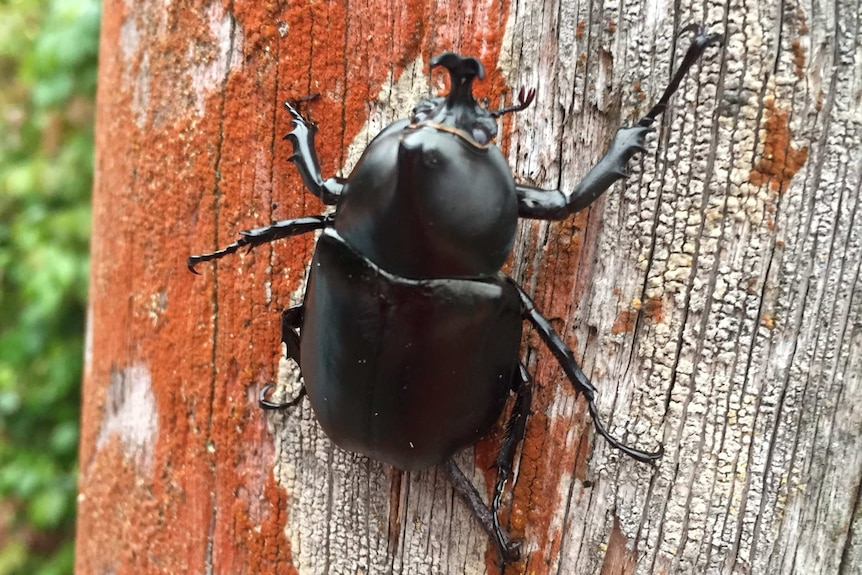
79,0 -> 240,572
633,80 -> 646,101
612,309 -> 637,334
515,410 -> 572,569
761,313 -> 776,329
644,296 -> 665,323
749,98 -> 809,193
578,51 -> 588,71
479,207 -> 605,573
599,517 -> 638,575
791,40 -> 806,78
81,0 -> 526,573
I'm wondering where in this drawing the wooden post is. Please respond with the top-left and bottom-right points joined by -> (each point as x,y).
77,0 -> 861,574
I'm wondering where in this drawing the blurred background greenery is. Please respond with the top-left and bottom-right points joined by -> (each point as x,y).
0,0 -> 100,572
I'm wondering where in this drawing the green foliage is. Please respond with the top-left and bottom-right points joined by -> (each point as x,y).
0,0 -> 100,572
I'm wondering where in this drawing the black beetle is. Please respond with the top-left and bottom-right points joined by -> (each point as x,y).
189,26 -> 722,565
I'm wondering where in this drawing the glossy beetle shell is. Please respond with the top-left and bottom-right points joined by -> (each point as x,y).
301,229 -> 522,470
335,121 -> 519,279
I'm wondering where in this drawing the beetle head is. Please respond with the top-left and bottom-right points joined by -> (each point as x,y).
410,52 -> 499,147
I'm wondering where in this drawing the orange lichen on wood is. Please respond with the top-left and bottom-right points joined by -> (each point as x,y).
612,309 -> 638,334
644,296 -> 665,323
576,20 -> 586,39
791,40 -> 806,78
633,80 -> 646,101
749,98 -> 809,193
612,296 -> 663,334
599,517 -> 638,575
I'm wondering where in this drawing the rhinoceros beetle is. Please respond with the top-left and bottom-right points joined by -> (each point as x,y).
189,25 -> 722,566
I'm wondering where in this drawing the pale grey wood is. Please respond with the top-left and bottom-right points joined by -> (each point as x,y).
266,0 -> 861,573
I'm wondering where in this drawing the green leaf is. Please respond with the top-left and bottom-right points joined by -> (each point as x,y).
0,0 -> 99,572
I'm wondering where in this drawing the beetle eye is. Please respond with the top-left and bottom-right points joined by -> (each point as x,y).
471,127 -> 491,145
423,149 -> 443,168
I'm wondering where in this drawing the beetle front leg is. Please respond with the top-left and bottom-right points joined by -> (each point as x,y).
510,280 -> 664,463
187,213 -> 334,273
283,101 -> 346,205
516,125 -> 652,219
516,25 -> 722,220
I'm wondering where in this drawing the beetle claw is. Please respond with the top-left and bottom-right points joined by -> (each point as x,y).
259,383 -> 307,410
499,538 -> 522,564
638,23 -> 724,126
187,257 -> 201,274
283,95 -> 319,132
585,399 -> 665,464
678,23 -> 724,49
283,93 -> 319,115
259,384 -> 283,410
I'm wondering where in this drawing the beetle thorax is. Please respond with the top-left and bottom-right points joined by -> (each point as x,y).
333,52 -> 519,279
334,122 -> 518,279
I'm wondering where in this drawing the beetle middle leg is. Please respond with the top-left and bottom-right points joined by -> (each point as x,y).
510,279 -> 664,463
260,305 -> 306,410
442,458 -> 521,566
279,304 -> 303,366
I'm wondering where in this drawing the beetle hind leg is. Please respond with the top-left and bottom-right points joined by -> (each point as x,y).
439,363 -> 531,566
259,305 -> 307,410
490,362 -> 532,560
442,459 -> 521,566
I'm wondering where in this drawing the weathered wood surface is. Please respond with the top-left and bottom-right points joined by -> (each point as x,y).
76,0 -> 861,574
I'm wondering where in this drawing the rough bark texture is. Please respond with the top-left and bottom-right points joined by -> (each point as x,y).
77,0 -> 861,574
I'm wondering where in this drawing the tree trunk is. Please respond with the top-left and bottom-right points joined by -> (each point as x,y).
76,0 -> 861,574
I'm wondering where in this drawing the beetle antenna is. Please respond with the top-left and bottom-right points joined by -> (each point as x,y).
489,86 -> 537,118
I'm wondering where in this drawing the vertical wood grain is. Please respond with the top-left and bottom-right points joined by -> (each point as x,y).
77,0 -> 860,573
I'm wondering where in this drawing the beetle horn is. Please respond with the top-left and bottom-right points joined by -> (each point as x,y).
430,52 -> 485,108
